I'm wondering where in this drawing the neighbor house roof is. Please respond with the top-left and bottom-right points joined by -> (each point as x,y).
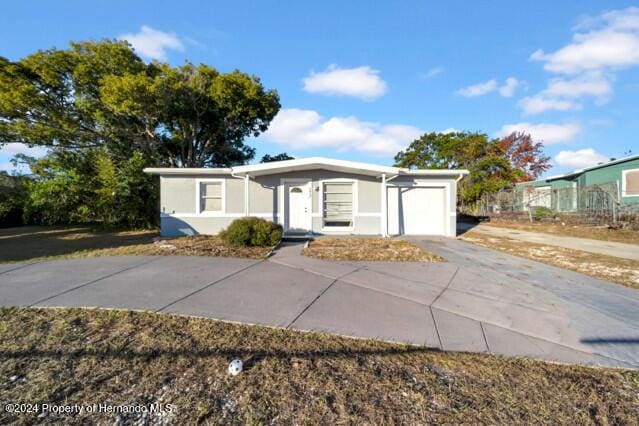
518,153 -> 639,185
144,157 -> 469,178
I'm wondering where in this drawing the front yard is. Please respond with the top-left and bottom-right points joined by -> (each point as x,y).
0,226 -> 272,263
461,230 -> 639,289
1,308 -> 637,424
480,218 -> 639,244
303,238 -> 442,262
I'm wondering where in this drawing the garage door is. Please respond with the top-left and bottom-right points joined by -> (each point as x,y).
387,186 -> 447,235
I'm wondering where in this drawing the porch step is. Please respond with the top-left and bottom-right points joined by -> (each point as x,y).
282,235 -> 312,243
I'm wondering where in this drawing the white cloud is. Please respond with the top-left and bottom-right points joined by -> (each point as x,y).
0,143 -> 48,158
544,73 -> 612,98
495,122 -> 581,145
457,79 -> 497,97
554,148 -> 609,169
499,77 -> 520,97
518,95 -> 581,115
419,67 -> 443,79
458,77 -> 519,98
440,128 -> 459,134
302,65 -> 388,100
530,7 -> 639,74
118,26 -> 184,61
261,108 -> 422,155
518,72 -> 612,115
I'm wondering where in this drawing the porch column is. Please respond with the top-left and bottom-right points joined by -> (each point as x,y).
244,175 -> 250,216
380,173 -> 387,237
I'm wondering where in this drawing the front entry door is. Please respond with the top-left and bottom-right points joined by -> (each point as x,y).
286,183 -> 311,232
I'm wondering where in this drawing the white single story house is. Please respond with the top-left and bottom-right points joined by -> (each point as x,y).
144,157 -> 468,238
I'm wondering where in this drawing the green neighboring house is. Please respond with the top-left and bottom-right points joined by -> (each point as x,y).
515,154 -> 639,212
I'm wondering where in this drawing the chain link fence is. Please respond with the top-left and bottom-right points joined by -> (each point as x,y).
478,181 -> 639,227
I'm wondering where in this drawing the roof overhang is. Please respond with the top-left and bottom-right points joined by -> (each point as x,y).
232,157 -> 398,177
144,157 -> 469,178
143,167 -> 232,175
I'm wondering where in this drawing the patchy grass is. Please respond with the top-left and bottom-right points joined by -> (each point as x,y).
304,238 -> 443,262
461,231 -> 639,290
483,219 -> 639,244
0,308 -> 637,425
0,226 -> 271,263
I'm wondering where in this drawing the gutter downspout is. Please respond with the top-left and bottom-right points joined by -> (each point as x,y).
380,173 -> 399,237
455,172 -> 464,216
244,175 -> 250,216
231,171 -> 250,217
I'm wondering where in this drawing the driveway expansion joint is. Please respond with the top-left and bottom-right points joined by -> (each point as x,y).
429,307 -> 444,350
430,267 -> 459,307
286,268 -> 360,329
155,259 -> 264,313
0,262 -> 40,276
479,321 -> 491,353
29,257 -> 162,307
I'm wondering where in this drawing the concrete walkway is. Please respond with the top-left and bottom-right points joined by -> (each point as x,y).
1,240 -> 638,369
460,223 -> 639,260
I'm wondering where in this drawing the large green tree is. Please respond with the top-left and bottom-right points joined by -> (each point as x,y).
0,41 -> 145,151
0,39 -> 280,227
0,39 -> 280,167
394,131 -> 544,205
100,63 -> 280,167
260,153 -> 294,163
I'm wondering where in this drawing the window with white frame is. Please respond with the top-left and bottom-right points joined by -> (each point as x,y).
623,169 -> 639,197
323,182 -> 353,227
199,181 -> 223,213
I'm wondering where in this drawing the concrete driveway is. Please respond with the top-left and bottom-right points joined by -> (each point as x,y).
1,239 -> 638,369
458,222 -> 639,260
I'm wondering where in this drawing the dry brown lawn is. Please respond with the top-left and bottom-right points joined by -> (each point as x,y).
0,226 -> 271,263
461,231 -> 639,290
303,238 -> 442,262
484,218 -> 639,244
1,308 -> 637,425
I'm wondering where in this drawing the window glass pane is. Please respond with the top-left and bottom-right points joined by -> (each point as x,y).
202,182 -> 221,197
325,192 -> 352,202
201,197 -> 222,212
325,183 -> 352,193
324,221 -> 351,227
626,170 -> 639,195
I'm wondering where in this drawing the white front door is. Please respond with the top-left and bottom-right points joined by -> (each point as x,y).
286,183 -> 311,231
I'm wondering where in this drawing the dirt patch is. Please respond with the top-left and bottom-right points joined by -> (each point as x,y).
89,235 -> 272,260
0,308 -> 637,425
461,231 -> 639,290
483,218 -> 639,244
303,238 -> 442,262
0,226 -> 271,263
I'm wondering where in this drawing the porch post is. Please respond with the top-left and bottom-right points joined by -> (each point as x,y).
381,173 -> 387,237
244,175 -> 250,216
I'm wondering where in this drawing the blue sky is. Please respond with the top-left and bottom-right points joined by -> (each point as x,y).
1,1 -> 638,176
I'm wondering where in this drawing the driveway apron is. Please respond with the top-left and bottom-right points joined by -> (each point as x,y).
1,240 -> 637,368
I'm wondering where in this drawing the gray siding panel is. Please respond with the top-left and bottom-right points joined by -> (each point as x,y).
161,177 -> 196,214
250,176 -> 278,213
161,216 -> 235,237
225,178 -> 245,214
358,178 -> 381,213
354,216 -> 381,234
